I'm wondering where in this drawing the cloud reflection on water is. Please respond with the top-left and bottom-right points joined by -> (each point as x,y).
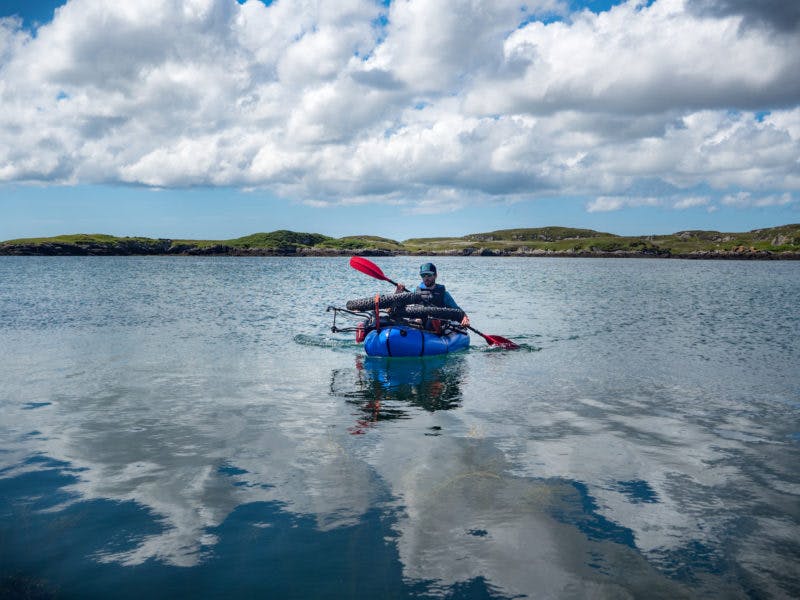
0,337 -> 794,597
1,257 -> 799,598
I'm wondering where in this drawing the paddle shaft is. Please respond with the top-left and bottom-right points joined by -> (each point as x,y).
380,274 -> 408,293
465,325 -> 494,343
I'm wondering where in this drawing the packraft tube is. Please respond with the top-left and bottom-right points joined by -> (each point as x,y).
363,325 -> 469,357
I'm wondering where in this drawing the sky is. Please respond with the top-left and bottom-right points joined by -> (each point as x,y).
1,0 -> 799,241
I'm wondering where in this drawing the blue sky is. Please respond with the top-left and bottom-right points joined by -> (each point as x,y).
1,0 -> 798,241
0,0 -> 66,28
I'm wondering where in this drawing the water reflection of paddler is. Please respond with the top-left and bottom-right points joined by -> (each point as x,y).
359,355 -> 465,410
333,355 -> 467,434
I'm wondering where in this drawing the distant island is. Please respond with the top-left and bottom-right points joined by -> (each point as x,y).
1,225 -> 799,259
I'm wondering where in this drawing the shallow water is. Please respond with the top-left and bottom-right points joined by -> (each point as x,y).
1,256 -> 798,599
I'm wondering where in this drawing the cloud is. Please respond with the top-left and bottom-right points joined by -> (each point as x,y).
587,194 -> 719,212
468,0 -> 800,116
586,196 -> 661,212
0,0 -> 798,212
672,196 -> 711,209
686,0 -> 800,33
721,191 -> 796,208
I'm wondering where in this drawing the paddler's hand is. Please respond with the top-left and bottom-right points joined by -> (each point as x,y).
461,314 -> 470,327
395,283 -> 406,293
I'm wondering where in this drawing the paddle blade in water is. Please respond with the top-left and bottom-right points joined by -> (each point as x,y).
467,325 -> 520,350
485,335 -> 520,350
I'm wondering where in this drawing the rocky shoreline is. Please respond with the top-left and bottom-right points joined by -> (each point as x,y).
1,240 -> 799,260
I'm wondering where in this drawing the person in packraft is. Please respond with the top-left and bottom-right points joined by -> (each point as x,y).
395,262 -> 470,328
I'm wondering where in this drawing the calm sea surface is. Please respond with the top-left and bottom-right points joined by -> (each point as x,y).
1,256 -> 798,599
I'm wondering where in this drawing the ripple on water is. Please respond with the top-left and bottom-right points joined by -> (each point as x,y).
0,256 -> 798,599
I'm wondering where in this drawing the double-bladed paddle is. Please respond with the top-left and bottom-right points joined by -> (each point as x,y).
349,256 -> 520,350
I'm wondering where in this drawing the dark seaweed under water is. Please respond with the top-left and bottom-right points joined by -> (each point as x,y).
0,256 -> 798,599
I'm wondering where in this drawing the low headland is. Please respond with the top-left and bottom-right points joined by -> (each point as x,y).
2,225 -> 799,259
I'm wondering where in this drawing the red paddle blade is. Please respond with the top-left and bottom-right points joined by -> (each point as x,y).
349,256 -> 388,282
484,334 -> 520,350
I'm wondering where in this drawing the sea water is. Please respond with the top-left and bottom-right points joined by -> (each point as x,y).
0,256 -> 798,599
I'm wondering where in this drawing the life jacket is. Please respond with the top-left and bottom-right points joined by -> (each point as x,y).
418,283 -> 446,307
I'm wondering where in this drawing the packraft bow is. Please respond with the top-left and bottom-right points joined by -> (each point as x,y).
328,291 -> 470,357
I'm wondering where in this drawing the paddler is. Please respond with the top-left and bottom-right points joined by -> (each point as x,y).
395,262 -> 471,328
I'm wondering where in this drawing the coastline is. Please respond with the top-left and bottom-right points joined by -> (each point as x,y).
3,224 -> 798,259
1,241 -> 799,260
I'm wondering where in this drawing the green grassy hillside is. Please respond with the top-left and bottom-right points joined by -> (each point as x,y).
2,225 -> 799,256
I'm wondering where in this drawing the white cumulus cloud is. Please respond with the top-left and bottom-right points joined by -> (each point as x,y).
0,0 -> 798,213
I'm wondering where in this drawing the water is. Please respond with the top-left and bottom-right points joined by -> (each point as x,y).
1,256 -> 798,599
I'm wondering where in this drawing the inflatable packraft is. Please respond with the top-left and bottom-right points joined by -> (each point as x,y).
363,324 -> 469,357
330,292 -> 470,357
